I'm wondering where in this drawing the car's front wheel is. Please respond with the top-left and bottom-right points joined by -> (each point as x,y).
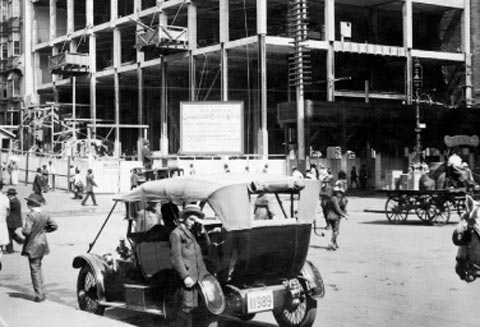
77,265 -> 105,315
273,292 -> 316,327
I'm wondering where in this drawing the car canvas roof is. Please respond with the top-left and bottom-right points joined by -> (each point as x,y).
115,173 -> 320,231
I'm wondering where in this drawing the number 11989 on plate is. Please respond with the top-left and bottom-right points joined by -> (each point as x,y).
246,290 -> 274,313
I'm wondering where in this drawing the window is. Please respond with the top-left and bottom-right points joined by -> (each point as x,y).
13,40 -> 18,55
8,0 -> 19,18
1,42 -> 7,59
6,72 -> 19,97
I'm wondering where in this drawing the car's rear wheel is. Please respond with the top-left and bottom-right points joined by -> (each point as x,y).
273,293 -> 316,327
237,313 -> 256,321
77,265 -> 105,315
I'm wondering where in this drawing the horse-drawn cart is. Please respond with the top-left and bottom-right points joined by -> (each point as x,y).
378,189 -> 469,225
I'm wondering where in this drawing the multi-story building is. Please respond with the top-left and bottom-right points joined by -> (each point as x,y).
0,0 -> 22,126
18,0 -> 475,161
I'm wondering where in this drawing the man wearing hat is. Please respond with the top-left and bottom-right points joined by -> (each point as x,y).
6,188 -> 24,253
169,204 -> 209,321
323,184 -> 349,250
22,193 -> 57,302
141,139 -> 154,181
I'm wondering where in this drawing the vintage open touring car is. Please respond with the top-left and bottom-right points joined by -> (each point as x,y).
72,173 -> 325,327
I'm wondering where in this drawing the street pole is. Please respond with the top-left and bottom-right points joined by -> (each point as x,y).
413,59 -> 423,164
415,87 -> 421,159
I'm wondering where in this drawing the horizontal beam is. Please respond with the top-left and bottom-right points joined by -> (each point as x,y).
413,0 -> 464,9
87,124 -> 149,129
334,90 -> 407,100
411,49 -> 465,62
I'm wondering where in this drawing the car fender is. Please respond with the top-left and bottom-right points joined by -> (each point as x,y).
198,274 -> 226,315
300,260 -> 325,298
72,253 -> 107,302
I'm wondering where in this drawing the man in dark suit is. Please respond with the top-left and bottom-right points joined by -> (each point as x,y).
6,188 -> 23,253
32,168 -> 45,204
169,204 -> 209,321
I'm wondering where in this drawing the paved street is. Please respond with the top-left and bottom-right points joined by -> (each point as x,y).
0,185 -> 480,326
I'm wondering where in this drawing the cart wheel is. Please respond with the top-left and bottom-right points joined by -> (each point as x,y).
415,195 -> 435,222
77,265 -> 105,315
455,198 -> 466,217
385,197 -> 408,224
432,202 -> 451,225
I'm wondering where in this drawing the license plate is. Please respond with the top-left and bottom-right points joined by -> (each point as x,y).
246,290 -> 274,313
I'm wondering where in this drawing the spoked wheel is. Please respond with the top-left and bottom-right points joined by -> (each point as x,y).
415,195 -> 435,223
385,197 -> 408,224
273,294 -> 316,327
77,265 -> 105,315
432,201 -> 451,225
273,279 -> 317,327
454,197 -> 466,218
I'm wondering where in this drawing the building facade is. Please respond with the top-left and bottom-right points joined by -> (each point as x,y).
0,0 -> 22,127
16,0 -> 475,159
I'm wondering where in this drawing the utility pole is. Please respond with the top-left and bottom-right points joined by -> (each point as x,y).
288,0 -> 311,173
413,58 -> 423,163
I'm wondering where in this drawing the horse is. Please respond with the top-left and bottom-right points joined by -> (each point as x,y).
419,161 -> 476,191
418,162 -> 447,190
452,195 -> 480,282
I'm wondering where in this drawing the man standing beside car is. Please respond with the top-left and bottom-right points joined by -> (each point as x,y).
141,140 -> 154,181
169,204 -> 209,324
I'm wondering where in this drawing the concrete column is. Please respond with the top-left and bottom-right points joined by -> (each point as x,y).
189,51 -> 196,101
471,0 -> 480,105
22,1 -> 36,102
113,28 -> 121,157
67,0 -> 74,34
257,0 -> 268,157
86,0 -> 93,27
325,0 -> 335,101
135,0 -> 144,126
463,0 -> 473,107
89,34 -> 97,140
403,0 -> 413,105
188,2 -> 197,48
160,56 -> 169,156
111,0 -> 118,21
188,3 -> 197,101
49,0 -> 56,40
221,43 -> 228,101
220,0 -> 229,101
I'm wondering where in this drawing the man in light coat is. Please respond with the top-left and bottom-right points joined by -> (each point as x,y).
22,193 -> 57,302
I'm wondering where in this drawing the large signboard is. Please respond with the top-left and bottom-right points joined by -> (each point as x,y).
180,101 -> 244,154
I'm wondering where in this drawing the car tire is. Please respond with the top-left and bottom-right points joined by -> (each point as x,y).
236,313 -> 256,321
273,292 -> 316,327
77,265 -> 105,315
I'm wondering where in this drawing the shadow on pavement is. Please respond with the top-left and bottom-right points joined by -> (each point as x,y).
359,220 -> 457,226
104,308 -> 278,327
310,245 -> 332,251
7,291 -> 33,301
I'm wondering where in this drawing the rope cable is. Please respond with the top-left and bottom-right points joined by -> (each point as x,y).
171,0 -> 186,25
196,54 -> 208,101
